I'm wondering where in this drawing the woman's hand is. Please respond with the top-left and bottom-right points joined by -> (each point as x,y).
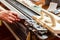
0,10 -> 20,23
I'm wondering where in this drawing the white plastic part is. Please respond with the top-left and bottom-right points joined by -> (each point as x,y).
32,7 -> 60,38
47,2 -> 57,12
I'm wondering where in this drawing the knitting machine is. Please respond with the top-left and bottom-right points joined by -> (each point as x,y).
0,0 -> 60,40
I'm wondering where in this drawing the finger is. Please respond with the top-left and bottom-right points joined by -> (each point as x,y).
2,10 -> 9,14
7,16 -> 16,21
9,11 -> 20,21
9,11 -> 18,17
9,11 -> 18,16
9,13 -> 20,21
12,13 -> 20,19
8,13 -> 17,19
4,17 -> 13,23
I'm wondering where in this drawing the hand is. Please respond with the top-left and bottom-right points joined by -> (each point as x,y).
0,10 -> 20,23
